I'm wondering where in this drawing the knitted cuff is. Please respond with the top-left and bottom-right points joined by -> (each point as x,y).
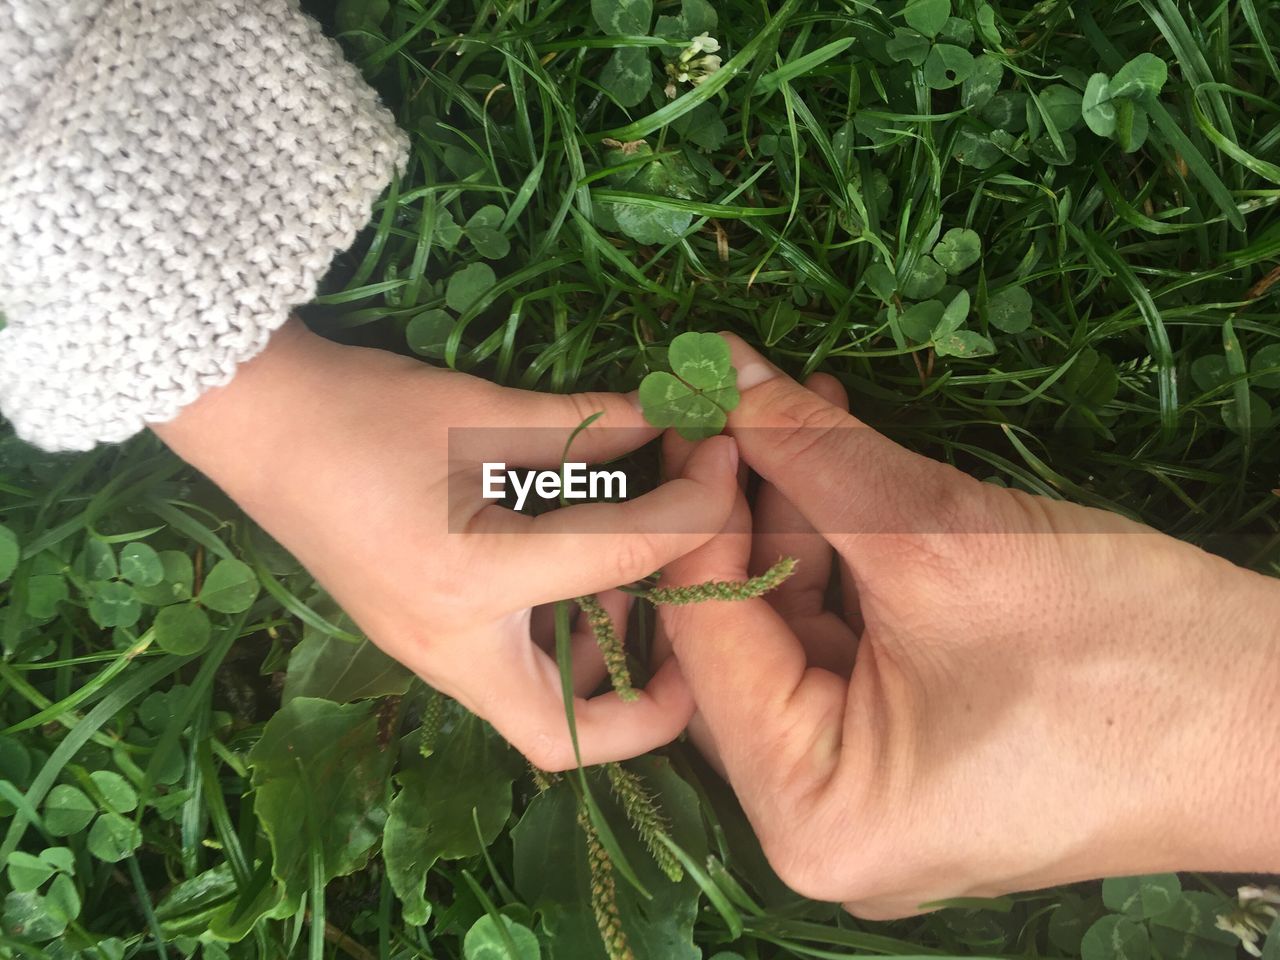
0,0 -> 409,452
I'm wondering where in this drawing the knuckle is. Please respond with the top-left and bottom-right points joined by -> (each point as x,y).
611,528 -> 661,584
566,391 -> 607,427
520,731 -> 576,772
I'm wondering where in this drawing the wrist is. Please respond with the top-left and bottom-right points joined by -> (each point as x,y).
150,319 -> 400,505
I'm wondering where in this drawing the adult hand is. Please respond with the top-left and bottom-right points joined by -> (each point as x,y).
153,320 -> 738,769
660,334 -> 1280,917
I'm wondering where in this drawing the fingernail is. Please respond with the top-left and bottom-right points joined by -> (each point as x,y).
723,436 -> 739,472
736,359 -> 780,391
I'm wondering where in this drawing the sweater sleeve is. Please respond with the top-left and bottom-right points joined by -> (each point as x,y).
0,0 -> 409,452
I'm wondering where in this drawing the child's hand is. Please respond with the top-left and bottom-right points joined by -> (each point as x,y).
152,320 -> 739,769
658,334 -> 1280,917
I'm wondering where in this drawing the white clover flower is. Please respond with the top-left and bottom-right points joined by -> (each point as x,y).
665,34 -> 723,97
1240,885 -> 1280,915
681,32 -> 721,60
1216,915 -> 1263,957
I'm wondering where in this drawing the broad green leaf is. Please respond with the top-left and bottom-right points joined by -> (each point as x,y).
1102,873 -> 1181,919
6,851 -> 54,892
979,92 -> 1027,133
1191,354 -> 1230,391
1114,99 -> 1150,153
38,847 -> 74,875
987,286 -> 1034,333
468,228 -> 510,260
464,914 -> 541,960
45,873 -> 81,924
88,581 -> 141,629
639,333 -> 739,440
591,0 -> 652,35
463,203 -> 510,257
1222,393 -> 1271,435
1047,892 -> 1094,954
248,697 -> 392,905
1083,73 -> 1116,137
938,15 -> 974,46
936,289 -> 970,337
407,308 -> 456,359
669,330 -> 733,391
1062,348 -> 1119,407
1033,131 -> 1078,166
82,539 -> 117,581
903,0 -> 949,38
934,330 -> 996,358
446,263 -> 498,313
384,711 -> 519,925
434,208 -> 464,249
283,625 -> 410,704
899,300 -> 946,343
90,770 -> 138,814
43,784 -> 95,836
153,603 -> 211,656
1081,914 -> 1149,960
87,811 -> 142,862
759,302 -> 800,347
119,542 -> 163,587
513,757 -> 706,960
863,262 -> 898,301
1148,892 -> 1239,960
1251,343 -> 1280,388
601,48 -> 653,107
1110,52 -> 1167,100
932,228 -> 982,274
610,197 -> 694,244
139,685 -> 189,733
885,28 -> 929,66
0,524 -> 17,582
923,44 -> 974,90
1040,84 -> 1083,132
198,558 -> 259,614
676,0 -> 716,35
975,3 -> 1000,46
3,889 -> 69,941
901,256 -> 946,299
25,574 -> 68,620
465,205 -> 504,231
961,55 -> 1004,108
0,736 -> 31,787
133,550 -> 194,606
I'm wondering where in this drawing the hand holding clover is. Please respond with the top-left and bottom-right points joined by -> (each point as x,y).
657,334 -> 1280,918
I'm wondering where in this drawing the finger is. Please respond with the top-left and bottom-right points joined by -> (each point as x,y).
721,334 -> 986,539
750,375 -> 847,617
455,381 -> 657,467
470,434 -> 739,607
658,449 -> 846,801
662,429 -> 749,488
464,624 -> 696,770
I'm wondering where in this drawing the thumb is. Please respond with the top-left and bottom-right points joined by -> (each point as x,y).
722,334 -> 984,539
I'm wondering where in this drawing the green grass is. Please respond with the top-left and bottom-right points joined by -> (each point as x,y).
2,0 -> 1279,957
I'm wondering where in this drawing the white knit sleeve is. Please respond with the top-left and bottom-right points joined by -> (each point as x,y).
0,0 -> 409,452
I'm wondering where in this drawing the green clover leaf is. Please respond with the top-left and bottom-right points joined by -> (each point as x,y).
639,332 -> 740,440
